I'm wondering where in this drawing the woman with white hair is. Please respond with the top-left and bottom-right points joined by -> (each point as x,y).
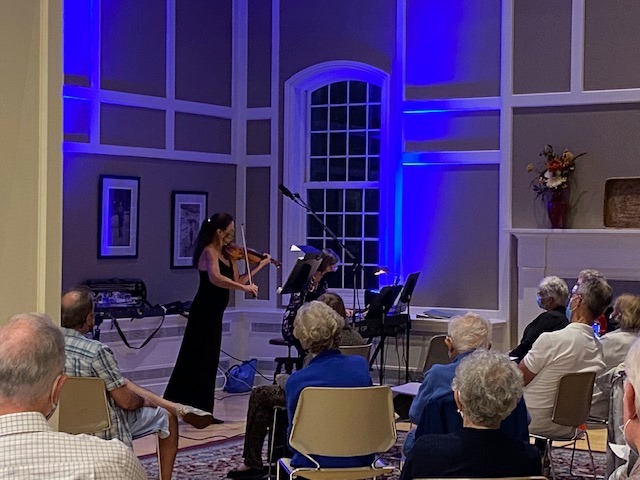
401,350 -> 541,479
285,300 -> 372,469
509,275 -> 569,362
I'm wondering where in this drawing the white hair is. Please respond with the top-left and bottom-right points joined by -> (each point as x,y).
447,312 -> 492,353
538,276 -> 569,307
625,338 -> 640,416
293,301 -> 344,353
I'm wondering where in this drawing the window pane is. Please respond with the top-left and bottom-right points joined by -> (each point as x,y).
326,239 -> 342,256
346,240 -> 362,262
348,157 -> 366,181
369,104 -> 381,129
348,133 -> 366,155
368,133 -> 380,155
369,84 -> 381,102
329,132 -> 346,155
330,81 -> 348,103
311,85 -> 328,104
308,189 -> 324,211
325,189 -> 343,212
365,189 -> 379,212
349,105 -> 366,129
345,214 -> 362,237
308,238 -> 324,251
326,214 -> 343,237
310,158 -> 327,181
307,214 -> 325,237
349,81 -> 367,103
344,265 -> 355,289
364,215 -> 378,237
327,266 -> 342,288
363,266 -> 379,290
311,106 -> 328,131
345,189 -> 362,212
311,132 -> 327,156
364,240 -> 378,264
330,106 -> 347,129
329,157 -> 346,181
368,156 -> 379,181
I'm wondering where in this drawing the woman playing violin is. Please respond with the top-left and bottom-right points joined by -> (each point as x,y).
164,213 -> 272,423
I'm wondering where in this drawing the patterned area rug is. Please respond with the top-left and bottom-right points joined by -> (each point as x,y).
139,433 -> 606,479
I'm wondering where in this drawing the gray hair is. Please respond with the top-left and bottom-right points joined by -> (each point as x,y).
447,312 -> 492,353
61,285 -> 94,329
578,269 -> 604,284
625,338 -> 640,416
452,349 -> 523,427
293,301 -> 344,354
576,275 -> 612,321
0,313 -> 65,402
538,276 -> 569,307
614,294 -> 640,332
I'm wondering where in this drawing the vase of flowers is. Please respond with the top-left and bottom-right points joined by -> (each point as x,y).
528,144 -> 586,228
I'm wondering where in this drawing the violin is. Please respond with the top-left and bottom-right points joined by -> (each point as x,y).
223,244 -> 281,268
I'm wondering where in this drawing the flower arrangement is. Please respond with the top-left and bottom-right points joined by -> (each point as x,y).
527,144 -> 586,197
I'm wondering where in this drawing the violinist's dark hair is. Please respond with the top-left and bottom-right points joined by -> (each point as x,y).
192,213 -> 234,266
318,248 -> 340,271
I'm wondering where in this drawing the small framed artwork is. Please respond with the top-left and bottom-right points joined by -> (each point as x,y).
171,191 -> 208,268
98,175 -> 140,258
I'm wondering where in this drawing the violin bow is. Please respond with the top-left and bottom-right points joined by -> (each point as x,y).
239,224 -> 255,293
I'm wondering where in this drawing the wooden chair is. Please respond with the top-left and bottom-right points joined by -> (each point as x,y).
277,386 -> 397,480
339,343 -> 373,362
530,371 -> 597,480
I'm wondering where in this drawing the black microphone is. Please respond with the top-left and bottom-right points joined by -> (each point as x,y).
278,184 -> 296,200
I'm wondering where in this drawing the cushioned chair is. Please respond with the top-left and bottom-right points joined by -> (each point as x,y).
277,386 -> 397,480
530,371 -> 597,480
339,343 -> 373,362
57,376 -> 111,435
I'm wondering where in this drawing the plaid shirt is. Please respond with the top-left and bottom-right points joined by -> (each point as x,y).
62,327 -> 132,445
0,412 -> 147,479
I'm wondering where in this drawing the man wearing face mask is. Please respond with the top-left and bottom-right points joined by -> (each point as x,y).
0,313 -> 146,478
509,276 -> 570,363
519,274 -> 612,440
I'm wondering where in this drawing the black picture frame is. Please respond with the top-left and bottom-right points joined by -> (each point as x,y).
171,191 -> 208,268
98,175 -> 140,258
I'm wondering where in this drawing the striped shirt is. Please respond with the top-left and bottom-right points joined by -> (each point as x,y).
0,412 -> 147,479
61,327 -> 132,445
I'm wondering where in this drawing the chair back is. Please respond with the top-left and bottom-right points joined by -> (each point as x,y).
289,386 -> 397,457
552,371 -> 596,427
339,343 -> 373,362
423,335 -> 450,372
414,477 -> 547,480
58,376 -> 111,435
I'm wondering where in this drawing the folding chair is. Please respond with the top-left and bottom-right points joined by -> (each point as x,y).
277,386 -> 397,480
339,343 -> 373,362
421,335 -> 450,377
530,371 -> 597,480
57,376 -> 111,435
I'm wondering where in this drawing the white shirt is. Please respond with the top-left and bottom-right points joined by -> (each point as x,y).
0,412 -> 147,479
523,322 -> 605,411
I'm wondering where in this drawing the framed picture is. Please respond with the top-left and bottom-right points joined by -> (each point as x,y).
98,175 -> 140,258
171,191 -> 208,268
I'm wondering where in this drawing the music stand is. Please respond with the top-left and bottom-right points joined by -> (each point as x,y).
278,252 -> 323,295
394,272 -> 420,382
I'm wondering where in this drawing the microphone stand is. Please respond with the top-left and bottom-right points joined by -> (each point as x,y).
282,191 -> 362,315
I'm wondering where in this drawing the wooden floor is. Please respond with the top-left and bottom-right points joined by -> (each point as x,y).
134,390 -> 608,458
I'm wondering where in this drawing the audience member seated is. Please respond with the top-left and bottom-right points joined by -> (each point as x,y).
592,294 -> 640,418
400,350 -> 541,480
227,293 -> 365,479
404,312 -> 530,454
509,276 -> 569,362
0,313 -> 147,479
519,274 -> 612,440
61,286 -> 213,480
285,300 -> 372,469
616,338 -> 640,479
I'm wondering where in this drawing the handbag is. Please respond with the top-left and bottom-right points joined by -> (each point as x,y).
224,358 -> 258,393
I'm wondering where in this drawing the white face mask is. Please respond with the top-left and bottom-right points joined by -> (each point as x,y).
610,419 -> 633,461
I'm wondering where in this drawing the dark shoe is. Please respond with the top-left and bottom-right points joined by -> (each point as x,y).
213,417 -> 224,424
227,467 -> 268,479
176,404 -> 215,429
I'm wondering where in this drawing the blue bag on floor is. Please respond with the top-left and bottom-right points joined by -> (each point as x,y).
224,358 -> 257,393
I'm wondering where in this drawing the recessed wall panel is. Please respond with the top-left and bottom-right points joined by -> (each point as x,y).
584,0 -> 640,91
403,164 -> 499,309
64,97 -> 91,143
176,0 -> 232,105
404,110 -> 500,152
246,120 -> 271,155
246,167 -> 271,297
174,113 -> 232,154
100,0 -> 166,96
405,0 -> 501,100
247,0 -> 272,108
513,0 -> 571,94
100,104 -> 165,148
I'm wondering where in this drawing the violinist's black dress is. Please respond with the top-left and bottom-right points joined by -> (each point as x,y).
164,260 -> 233,412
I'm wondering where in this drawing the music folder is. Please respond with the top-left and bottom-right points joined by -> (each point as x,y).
277,252 -> 323,295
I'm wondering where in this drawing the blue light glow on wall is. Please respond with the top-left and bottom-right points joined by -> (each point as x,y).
64,0 -> 92,85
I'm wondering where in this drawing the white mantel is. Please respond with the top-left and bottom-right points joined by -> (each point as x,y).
509,228 -> 640,340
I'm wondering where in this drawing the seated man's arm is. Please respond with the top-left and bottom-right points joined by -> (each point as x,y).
519,332 -> 552,386
91,345 -> 144,411
109,384 -> 145,411
519,362 -> 537,386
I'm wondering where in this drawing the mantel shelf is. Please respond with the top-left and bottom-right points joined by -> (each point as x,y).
508,228 -> 640,236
